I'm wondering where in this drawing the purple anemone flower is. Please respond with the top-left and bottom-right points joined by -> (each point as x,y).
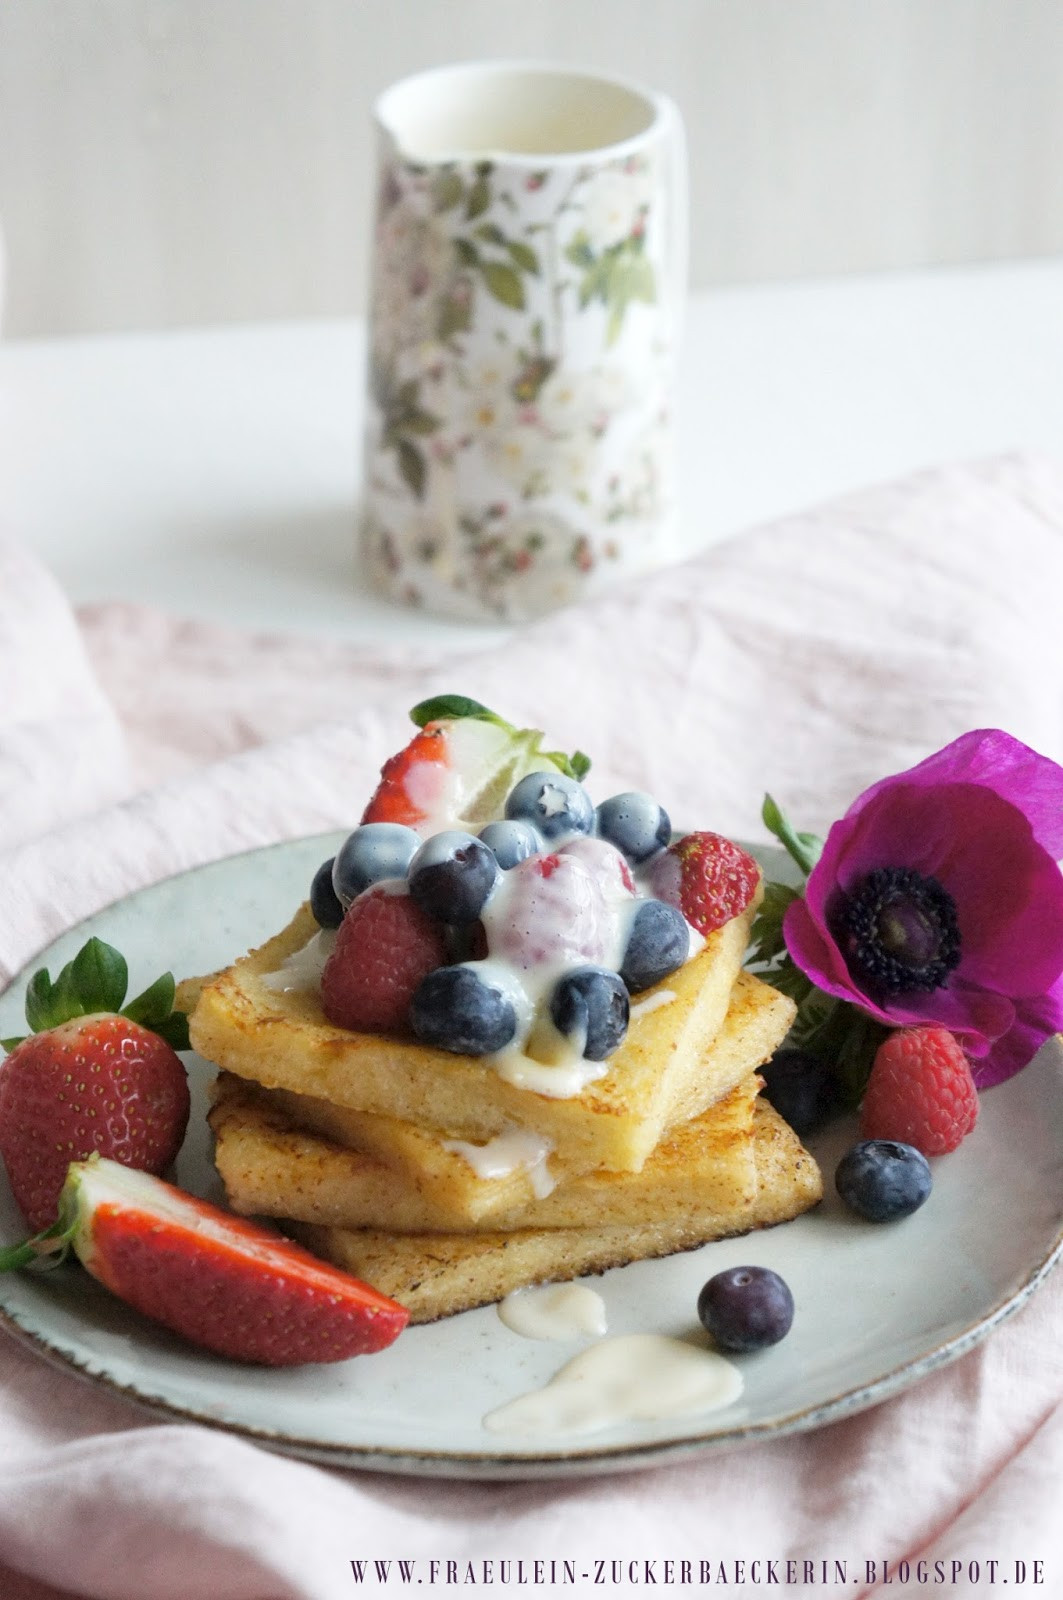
783,729 -> 1063,1087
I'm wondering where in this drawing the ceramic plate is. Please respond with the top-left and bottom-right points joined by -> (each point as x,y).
0,835 -> 1061,1480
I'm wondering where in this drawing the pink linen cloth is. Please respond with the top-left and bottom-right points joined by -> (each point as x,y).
1,452 -> 1062,1599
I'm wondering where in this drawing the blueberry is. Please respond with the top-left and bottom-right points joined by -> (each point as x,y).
505,771 -> 595,841
309,857 -> 344,929
479,819 -> 543,870
697,1265 -> 794,1353
332,823 -> 420,908
408,830 -> 500,925
761,1047 -> 840,1137
409,965 -> 517,1055
620,899 -> 689,993
835,1140 -> 932,1222
550,966 -> 629,1060
596,792 -> 671,863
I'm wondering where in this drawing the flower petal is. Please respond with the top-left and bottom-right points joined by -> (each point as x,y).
970,973 -> 1063,1088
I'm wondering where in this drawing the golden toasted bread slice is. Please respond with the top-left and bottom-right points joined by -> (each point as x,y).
209,1072 -> 761,1233
189,892 -> 768,1174
287,1101 -> 822,1323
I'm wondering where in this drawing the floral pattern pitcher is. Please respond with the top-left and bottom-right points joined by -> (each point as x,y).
361,63 -> 687,622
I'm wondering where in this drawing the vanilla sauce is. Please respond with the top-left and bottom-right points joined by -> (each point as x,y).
498,1283 -> 608,1341
482,1334 -> 743,1437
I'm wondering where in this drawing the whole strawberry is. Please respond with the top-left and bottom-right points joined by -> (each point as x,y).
650,831 -> 760,937
0,939 -> 190,1230
860,1025 -> 979,1156
320,887 -> 448,1034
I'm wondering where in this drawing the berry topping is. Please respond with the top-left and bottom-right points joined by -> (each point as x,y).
361,697 -> 592,833
595,792 -> 671,863
557,835 -> 636,900
320,888 -> 448,1034
332,823 -> 420,909
409,966 -> 518,1056
650,831 -> 760,938
835,1139 -> 933,1222
619,899 -> 690,994
505,771 -> 595,841
481,851 -> 612,971
860,1025 -> 979,1155
550,966 -> 630,1061
478,819 -> 543,870
408,830 -> 500,925
697,1265 -> 794,1353
0,1157 -> 408,1364
0,938 -> 191,1230
760,1047 -> 840,1137
832,867 -> 962,998
309,857 -> 344,929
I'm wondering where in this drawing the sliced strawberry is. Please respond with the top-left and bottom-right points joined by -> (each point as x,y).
0,1157 -> 407,1365
0,939 -> 191,1230
320,887 -> 448,1034
361,696 -> 591,835
651,831 -> 760,938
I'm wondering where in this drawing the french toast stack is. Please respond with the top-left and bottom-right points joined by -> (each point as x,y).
189,892 -> 823,1325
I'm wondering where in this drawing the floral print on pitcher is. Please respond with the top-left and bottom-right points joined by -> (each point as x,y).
362,141 -> 681,621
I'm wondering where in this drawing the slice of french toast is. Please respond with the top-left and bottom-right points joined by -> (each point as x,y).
189,890 -> 768,1175
286,1101 -> 822,1324
209,1072 -> 762,1234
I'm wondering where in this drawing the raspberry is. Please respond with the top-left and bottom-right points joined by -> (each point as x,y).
320,888 -> 448,1035
651,831 -> 760,937
860,1025 -> 979,1155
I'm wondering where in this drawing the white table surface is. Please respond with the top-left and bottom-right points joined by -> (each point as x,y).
2,259 -> 1062,647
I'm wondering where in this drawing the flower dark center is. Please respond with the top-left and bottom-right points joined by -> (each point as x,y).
832,867 -> 961,997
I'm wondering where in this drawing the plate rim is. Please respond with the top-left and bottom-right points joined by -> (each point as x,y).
1,833 -> 1061,1480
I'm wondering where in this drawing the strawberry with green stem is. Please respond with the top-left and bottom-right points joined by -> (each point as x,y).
362,694 -> 590,832
0,939 -> 191,1229
0,1156 -> 408,1365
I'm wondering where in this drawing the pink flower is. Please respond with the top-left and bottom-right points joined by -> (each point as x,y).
783,730 -> 1063,1086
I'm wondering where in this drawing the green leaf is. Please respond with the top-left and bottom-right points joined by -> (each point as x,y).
506,240 -> 540,275
24,969 -> 59,1033
409,695 -> 511,729
69,938 -> 128,1015
465,175 -> 491,220
629,251 -> 656,302
1,1037 -> 26,1053
564,232 -> 595,268
762,794 -> 823,878
432,170 -> 464,212
399,407 -> 441,436
480,261 -> 524,310
151,1011 -> 191,1052
453,237 -> 480,268
475,222 -> 506,246
437,294 -> 472,343
569,750 -> 592,782
123,971 -> 176,1028
396,439 -> 427,499
748,880 -> 800,967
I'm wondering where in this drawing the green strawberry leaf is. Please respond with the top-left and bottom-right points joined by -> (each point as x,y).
1,1037 -> 26,1054
123,971 -> 176,1028
541,747 -> 593,782
761,794 -> 823,878
150,1011 -> 192,1052
24,968 -> 61,1033
409,695 -> 512,730
70,937 -> 128,1015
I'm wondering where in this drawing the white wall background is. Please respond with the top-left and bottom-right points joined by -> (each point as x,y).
2,0 -> 1063,338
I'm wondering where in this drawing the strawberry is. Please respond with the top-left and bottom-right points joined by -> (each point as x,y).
0,1156 -> 407,1364
650,831 -> 760,937
0,939 -> 191,1230
361,694 -> 591,833
320,887 -> 448,1034
861,1025 -> 979,1156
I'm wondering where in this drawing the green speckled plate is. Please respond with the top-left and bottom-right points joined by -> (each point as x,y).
0,836 -> 1061,1479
